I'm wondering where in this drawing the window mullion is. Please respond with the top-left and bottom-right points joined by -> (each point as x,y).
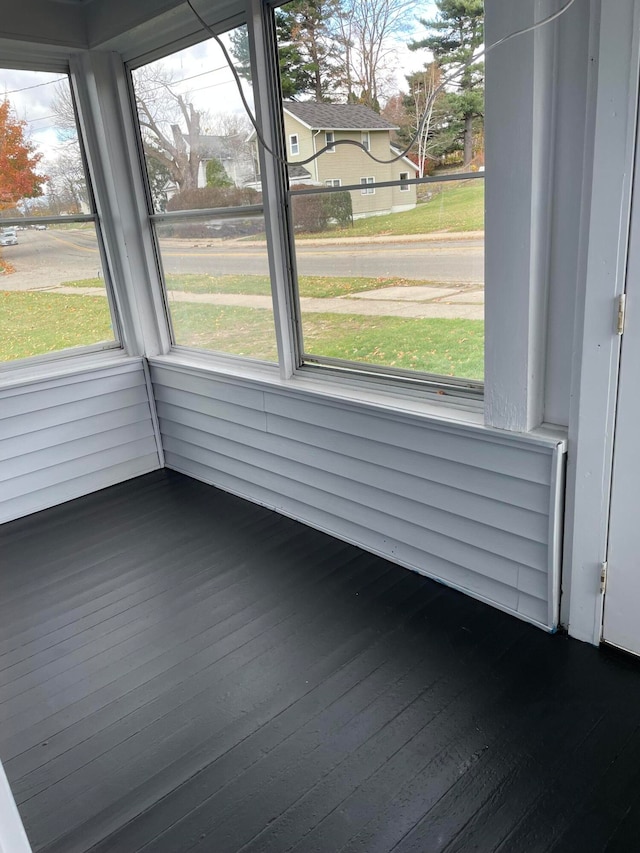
247,0 -> 300,378
484,0 -> 557,431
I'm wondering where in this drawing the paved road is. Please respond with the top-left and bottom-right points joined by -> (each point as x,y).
1,227 -> 484,291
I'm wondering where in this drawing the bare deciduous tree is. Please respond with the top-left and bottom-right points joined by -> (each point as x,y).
334,0 -> 417,110
44,142 -> 88,214
132,64 -> 206,194
406,63 -> 441,177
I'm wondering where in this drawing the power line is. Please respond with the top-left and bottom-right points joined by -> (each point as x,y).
1,76 -> 66,97
24,113 -> 58,125
132,64 -> 229,96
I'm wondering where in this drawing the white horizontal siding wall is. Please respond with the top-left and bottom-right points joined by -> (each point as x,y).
151,363 -> 566,631
0,360 -> 160,525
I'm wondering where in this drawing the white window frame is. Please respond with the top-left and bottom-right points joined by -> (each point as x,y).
113,0 -> 576,429
289,133 -> 300,156
325,179 -> 341,187
127,28 -> 272,363
325,131 -> 335,152
360,176 -> 375,195
361,131 -> 370,152
0,59 -> 125,374
399,171 -> 411,191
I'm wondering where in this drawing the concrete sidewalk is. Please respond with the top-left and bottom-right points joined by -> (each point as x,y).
49,283 -> 484,321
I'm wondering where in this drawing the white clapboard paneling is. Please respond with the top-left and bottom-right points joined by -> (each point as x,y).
0,361 -> 160,524
151,363 -> 565,631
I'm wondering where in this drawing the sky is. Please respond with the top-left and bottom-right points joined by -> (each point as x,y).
0,69 -> 72,161
0,0 -> 440,163
133,4 -> 438,137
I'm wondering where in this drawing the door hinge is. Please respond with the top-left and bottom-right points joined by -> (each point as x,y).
617,294 -> 626,335
600,561 -> 608,595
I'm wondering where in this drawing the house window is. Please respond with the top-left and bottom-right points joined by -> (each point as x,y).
325,179 -> 341,187
360,177 -> 375,195
130,25 -> 278,363
325,131 -> 335,152
290,134 -> 300,156
0,67 -> 118,365
361,131 -> 370,152
399,172 -> 411,191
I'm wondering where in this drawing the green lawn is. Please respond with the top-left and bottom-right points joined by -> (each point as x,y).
0,291 -> 114,361
61,273 -> 436,299
296,179 -> 484,240
171,303 -> 484,379
1,291 -> 483,380
301,312 -> 483,379
170,303 -> 280,361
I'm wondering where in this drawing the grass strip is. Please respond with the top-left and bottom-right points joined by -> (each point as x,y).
60,274 -> 448,300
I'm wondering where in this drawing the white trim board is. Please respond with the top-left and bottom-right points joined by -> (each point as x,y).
0,762 -> 32,853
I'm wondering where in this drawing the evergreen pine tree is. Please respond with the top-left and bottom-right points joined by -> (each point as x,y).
410,0 -> 484,167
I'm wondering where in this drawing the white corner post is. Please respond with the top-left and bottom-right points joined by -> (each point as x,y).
70,51 -> 171,359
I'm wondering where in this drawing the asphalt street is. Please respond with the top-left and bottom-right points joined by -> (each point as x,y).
1,227 -> 484,291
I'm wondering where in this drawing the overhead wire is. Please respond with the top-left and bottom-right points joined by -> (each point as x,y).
186,0 -> 579,169
1,76 -> 66,97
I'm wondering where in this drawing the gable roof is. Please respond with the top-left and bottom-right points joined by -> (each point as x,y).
391,145 -> 420,173
283,101 -> 398,131
287,163 -> 312,180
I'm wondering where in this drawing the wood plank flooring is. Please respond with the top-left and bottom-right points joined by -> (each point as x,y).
1,470 -> 640,852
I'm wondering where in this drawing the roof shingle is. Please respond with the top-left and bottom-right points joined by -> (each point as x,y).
283,101 -> 397,131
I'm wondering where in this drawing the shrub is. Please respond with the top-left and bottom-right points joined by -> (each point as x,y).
166,185 -> 262,211
205,157 -> 232,188
290,185 -> 329,233
290,185 -> 353,232
324,190 -> 353,227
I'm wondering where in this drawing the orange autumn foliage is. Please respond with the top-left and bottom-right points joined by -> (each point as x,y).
0,99 -> 45,210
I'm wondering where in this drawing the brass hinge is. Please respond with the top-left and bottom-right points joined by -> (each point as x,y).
600,561 -> 608,595
617,294 -> 626,335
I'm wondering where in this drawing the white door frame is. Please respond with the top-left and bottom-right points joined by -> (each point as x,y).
601,30 -> 640,652
564,0 -> 640,645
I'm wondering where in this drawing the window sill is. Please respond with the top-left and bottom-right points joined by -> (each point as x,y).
0,348 -> 140,393
148,350 -> 567,450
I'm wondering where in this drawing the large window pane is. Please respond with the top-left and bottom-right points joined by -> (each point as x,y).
155,214 -> 277,361
131,26 -> 278,363
0,68 -> 117,363
274,0 -> 485,384
291,179 -> 484,381
0,69 -> 90,221
0,223 -> 116,362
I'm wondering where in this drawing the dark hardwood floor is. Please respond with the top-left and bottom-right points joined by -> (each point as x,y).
2,470 -> 640,852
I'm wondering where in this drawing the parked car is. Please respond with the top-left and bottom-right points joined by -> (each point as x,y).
0,230 -> 18,246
